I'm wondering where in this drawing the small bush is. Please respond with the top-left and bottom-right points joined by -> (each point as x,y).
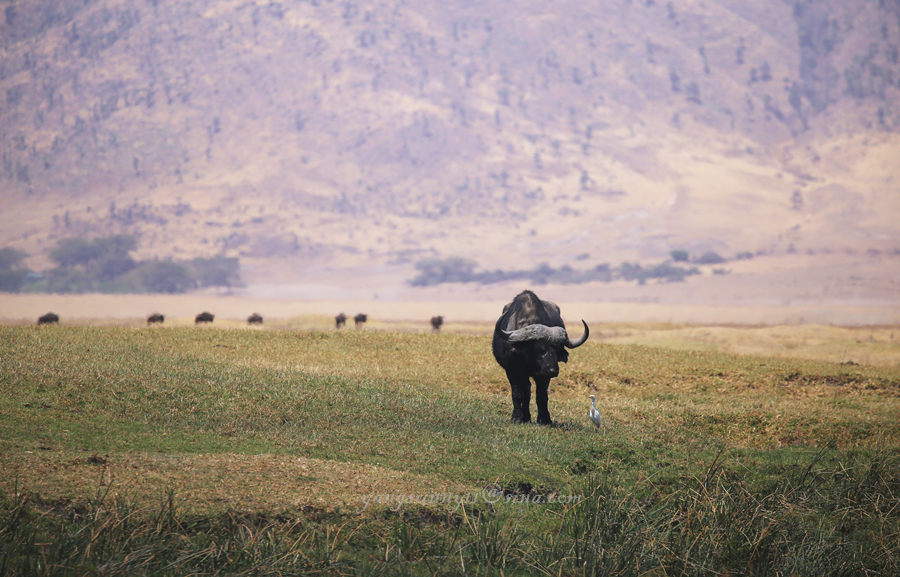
0,247 -> 29,292
696,251 -> 726,264
39,266 -> 97,294
409,256 -> 479,286
0,269 -> 28,292
670,249 -> 689,262
188,256 -> 241,288
0,247 -> 28,270
125,260 -> 195,294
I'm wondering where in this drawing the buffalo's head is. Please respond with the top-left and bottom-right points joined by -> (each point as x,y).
498,320 -> 589,377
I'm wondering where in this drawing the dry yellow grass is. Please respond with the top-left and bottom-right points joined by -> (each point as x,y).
596,323 -> 900,368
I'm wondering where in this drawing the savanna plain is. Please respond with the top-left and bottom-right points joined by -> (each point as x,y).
1,314 -> 899,576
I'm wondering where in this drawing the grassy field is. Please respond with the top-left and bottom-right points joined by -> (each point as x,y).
1,324 -> 899,575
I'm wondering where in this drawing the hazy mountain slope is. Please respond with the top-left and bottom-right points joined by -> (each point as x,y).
0,0 -> 898,283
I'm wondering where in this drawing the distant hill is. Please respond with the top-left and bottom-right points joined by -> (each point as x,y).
1,0 -> 898,296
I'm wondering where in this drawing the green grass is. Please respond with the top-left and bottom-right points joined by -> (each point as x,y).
1,325 -> 899,575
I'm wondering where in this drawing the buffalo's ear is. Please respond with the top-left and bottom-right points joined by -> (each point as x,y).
558,348 -> 570,364
494,315 -> 510,339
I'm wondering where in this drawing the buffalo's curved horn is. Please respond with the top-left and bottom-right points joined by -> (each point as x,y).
565,320 -> 589,348
500,324 -> 568,343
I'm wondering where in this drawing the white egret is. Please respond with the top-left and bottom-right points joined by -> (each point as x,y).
588,395 -> 602,428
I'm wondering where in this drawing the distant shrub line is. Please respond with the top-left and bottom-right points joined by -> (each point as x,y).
409,256 -> 703,287
0,235 -> 240,294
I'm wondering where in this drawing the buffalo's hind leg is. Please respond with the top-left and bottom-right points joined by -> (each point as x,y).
534,376 -> 553,425
506,369 -> 532,423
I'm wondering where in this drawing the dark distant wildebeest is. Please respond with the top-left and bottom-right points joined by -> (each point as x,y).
354,313 -> 367,329
492,290 -> 589,425
247,313 -> 263,325
430,315 -> 444,332
37,312 -> 60,325
147,313 -> 165,325
195,311 -> 215,324
335,313 -> 347,329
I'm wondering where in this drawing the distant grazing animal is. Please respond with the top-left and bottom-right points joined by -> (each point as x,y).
354,313 -> 367,329
430,316 -> 444,332
195,311 -> 215,324
247,313 -> 263,325
492,290 -> 589,425
37,312 -> 60,325
589,395 -> 602,428
335,313 -> 347,329
147,313 -> 165,325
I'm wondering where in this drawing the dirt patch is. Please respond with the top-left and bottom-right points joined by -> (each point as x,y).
1,448 -> 468,513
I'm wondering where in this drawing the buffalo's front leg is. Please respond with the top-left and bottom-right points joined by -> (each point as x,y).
534,376 -> 552,425
506,369 -> 532,423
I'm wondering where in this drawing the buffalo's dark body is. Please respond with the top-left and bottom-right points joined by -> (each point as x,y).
335,313 -> 347,329
247,313 -> 263,325
195,311 -> 215,324
147,313 -> 165,325
492,290 -> 588,424
37,312 -> 59,325
354,313 -> 367,329
431,316 -> 444,332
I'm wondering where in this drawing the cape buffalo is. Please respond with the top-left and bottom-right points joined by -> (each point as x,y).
431,316 -> 444,332
247,313 -> 263,325
335,313 -> 347,329
492,290 -> 589,425
38,312 -> 59,325
354,313 -> 367,329
147,313 -> 165,325
195,311 -> 215,324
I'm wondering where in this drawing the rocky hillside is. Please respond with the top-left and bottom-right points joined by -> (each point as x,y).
1,0 -> 898,287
